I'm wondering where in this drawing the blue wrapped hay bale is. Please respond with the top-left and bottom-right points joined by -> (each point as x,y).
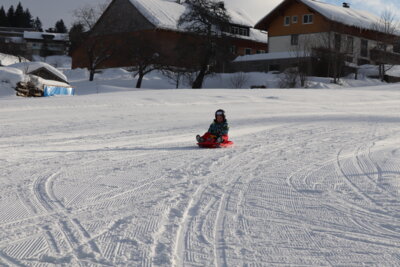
44,85 -> 75,97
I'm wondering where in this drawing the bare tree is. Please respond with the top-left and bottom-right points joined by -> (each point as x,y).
371,9 -> 399,81
229,72 -> 249,88
178,0 -> 231,89
73,0 -> 111,31
161,67 -> 186,89
124,34 -> 165,88
312,29 -> 347,84
289,35 -> 313,87
84,36 -> 115,81
279,67 -> 299,88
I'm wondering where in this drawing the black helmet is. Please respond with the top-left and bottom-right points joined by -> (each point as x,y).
215,109 -> 225,119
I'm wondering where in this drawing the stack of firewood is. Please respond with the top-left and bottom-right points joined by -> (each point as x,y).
15,81 -> 43,97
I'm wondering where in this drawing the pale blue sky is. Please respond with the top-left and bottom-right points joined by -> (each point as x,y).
0,0 -> 396,29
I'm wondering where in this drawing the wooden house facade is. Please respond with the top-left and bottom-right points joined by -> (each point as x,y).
232,0 -> 400,74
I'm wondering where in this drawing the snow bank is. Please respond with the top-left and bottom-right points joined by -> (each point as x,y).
358,65 -> 400,78
0,67 -> 25,87
387,66 -> 400,77
32,55 -> 72,69
61,67 -> 388,95
0,67 -> 25,98
63,68 -> 89,82
0,53 -> 28,66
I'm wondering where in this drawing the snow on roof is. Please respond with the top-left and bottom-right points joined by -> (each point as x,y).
9,62 -> 68,83
256,0 -> 399,35
128,0 -> 267,42
249,29 -> 268,43
300,0 -> 397,34
226,6 -> 254,27
23,31 -> 69,41
129,0 -> 184,30
233,51 -> 310,62
34,76 -> 71,88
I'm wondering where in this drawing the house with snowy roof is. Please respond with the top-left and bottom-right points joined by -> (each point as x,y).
71,0 -> 268,70
23,32 -> 69,57
0,27 -> 69,59
234,0 -> 400,74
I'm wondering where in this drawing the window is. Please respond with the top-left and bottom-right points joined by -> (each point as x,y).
292,16 -> 298,24
256,50 -> 266,54
334,34 -> 341,51
230,26 -> 249,37
303,14 -> 313,24
291,34 -> 299,46
230,45 -> 237,54
239,28 -> 249,36
245,48 -> 252,55
346,36 -> 354,53
284,16 -> 290,26
361,39 -> 368,57
231,26 -> 239,35
377,43 -> 387,51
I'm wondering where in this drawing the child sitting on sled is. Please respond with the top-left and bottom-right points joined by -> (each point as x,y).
197,109 -> 229,143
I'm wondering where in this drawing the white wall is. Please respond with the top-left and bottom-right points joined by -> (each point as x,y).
269,33 -> 326,53
269,32 -> 394,64
269,36 -> 292,53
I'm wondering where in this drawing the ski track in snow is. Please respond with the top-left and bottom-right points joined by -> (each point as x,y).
0,88 -> 400,266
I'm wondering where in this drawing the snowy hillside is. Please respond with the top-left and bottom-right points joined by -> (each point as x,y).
0,83 -> 400,266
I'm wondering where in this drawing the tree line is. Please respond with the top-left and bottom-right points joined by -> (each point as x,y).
0,2 -> 68,33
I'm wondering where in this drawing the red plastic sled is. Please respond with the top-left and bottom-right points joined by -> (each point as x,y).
197,140 -> 234,148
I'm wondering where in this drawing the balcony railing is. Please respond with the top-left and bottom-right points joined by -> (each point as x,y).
370,49 -> 400,65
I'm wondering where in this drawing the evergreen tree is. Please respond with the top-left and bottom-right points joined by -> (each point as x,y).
14,2 -> 24,27
33,17 -> 42,31
23,8 -> 33,28
68,22 -> 85,55
0,6 -> 8,27
7,6 -> 15,27
55,19 -> 68,33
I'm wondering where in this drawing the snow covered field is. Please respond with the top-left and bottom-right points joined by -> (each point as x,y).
1,83 -> 400,266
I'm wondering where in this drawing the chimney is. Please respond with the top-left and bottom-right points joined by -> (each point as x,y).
343,2 -> 350,8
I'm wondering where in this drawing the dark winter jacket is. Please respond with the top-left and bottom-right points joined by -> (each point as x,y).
208,120 -> 229,137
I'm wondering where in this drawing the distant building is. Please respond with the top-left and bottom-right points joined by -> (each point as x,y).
23,32 -> 69,56
71,0 -> 268,70
0,27 -> 69,60
234,0 -> 400,73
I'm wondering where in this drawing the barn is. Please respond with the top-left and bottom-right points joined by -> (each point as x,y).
71,0 -> 268,70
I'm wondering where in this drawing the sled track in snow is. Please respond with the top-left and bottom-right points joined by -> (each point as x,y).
283,122 -> 400,264
170,123 -> 343,266
2,89 -> 400,267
